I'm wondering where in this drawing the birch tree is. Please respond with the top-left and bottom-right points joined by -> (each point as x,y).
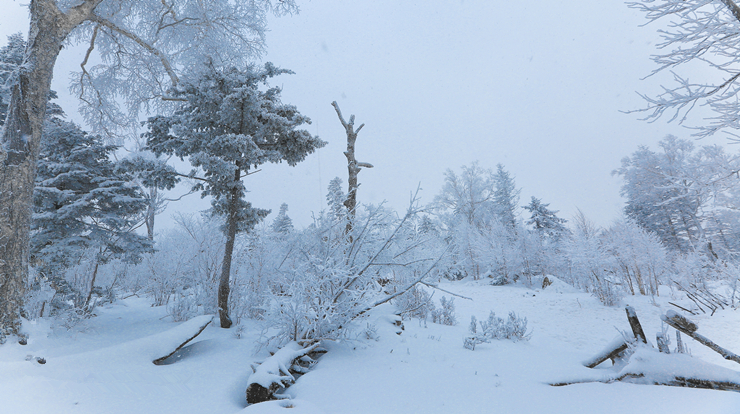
0,0 -> 296,340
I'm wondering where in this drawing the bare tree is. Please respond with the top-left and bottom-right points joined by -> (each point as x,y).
331,101 -> 373,235
627,0 -> 740,138
0,0 -> 296,340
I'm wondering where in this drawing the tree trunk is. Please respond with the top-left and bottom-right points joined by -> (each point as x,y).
146,187 -> 157,240
0,1 -> 74,340
331,101 -> 372,237
217,170 -> 240,329
84,259 -> 101,309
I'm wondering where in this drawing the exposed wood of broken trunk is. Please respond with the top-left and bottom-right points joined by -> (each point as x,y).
625,305 -> 647,344
582,306 -> 648,368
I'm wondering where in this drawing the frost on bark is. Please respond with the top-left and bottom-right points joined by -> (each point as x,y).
0,0 -> 102,340
331,101 -> 373,236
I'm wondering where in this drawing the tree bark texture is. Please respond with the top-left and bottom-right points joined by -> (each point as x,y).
0,0 -> 101,339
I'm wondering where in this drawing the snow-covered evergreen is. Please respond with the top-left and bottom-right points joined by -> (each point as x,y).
143,62 -> 325,327
524,196 -> 568,240
271,203 -> 294,234
32,116 -> 152,275
0,32 -> 24,126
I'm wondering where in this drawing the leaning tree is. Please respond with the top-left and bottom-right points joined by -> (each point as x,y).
144,62 -> 325,328
0,0 -> 297,340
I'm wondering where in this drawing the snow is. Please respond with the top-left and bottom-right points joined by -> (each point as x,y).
247,341 -> 313,389
1,283 -> 739,414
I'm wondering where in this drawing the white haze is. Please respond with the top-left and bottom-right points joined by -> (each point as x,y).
0,0 -> 732,230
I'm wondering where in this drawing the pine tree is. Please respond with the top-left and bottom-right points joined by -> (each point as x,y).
116,153 -> 181,240
326,177 -> 347,222
271,203 -> 294,234
524,197 -> 568,240
33,115 -> 152,307
492,164 -> 520,229
0,33 -> 24,127
144,62 -> 326,328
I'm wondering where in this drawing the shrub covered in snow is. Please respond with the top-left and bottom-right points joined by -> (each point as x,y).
430,296 -> 457,326
464,311 -> 530,350
394,285 -> 435,321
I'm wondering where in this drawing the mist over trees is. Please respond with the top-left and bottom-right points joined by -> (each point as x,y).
2,1 -> 740,356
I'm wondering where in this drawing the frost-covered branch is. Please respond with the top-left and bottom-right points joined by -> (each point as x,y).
90,15 -> 180,85
627,0 -> 740,136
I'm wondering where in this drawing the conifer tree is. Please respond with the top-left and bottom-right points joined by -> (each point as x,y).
0,0 -> 297,340
492,164 -> 520,229
326,176 -> 347,223
271,203 -> 294,234
524,197 -> 568,240
33,115 -> 152,307
0,33 -> 25,127
144,62 -> 325,328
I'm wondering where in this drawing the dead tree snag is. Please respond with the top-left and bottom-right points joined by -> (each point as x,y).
331,101 -> 373,236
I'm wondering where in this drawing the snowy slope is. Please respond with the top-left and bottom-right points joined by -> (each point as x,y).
1,282 -> 739,414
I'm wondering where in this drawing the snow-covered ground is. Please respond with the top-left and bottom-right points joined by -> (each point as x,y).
2,279 -> 739,414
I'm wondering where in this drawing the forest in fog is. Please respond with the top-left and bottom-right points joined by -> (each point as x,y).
2,1 -> 740,412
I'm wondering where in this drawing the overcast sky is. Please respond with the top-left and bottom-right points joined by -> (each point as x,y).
0,0 -> 732,230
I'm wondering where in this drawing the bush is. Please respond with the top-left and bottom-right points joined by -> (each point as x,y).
394,285 -> 435,321
464,311 -> 530,350
430,296 -> 457,326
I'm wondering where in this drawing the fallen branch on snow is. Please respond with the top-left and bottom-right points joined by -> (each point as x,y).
559,307 -> 740,393
151,315 -> 213,365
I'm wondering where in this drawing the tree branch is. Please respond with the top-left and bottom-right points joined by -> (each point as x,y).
720,0 -> 740,23
90,15 -> 180,86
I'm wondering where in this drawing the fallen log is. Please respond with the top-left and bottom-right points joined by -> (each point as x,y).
583,336 -> 629,368
152,315 -> 213,365
552,374 -> 740,392
662,310 -> 740,365
583,306 -> 650,368
559,347 -> 740,393
246,342 -> 322,405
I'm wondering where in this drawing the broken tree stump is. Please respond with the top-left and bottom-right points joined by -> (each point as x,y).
662,310 -> 740,365
625,306 -> 647,344
562,308 -> 740,393
246,342 -> 322,405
